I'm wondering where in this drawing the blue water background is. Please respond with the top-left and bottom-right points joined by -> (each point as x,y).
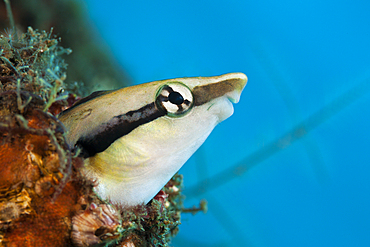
85,0 -> 370,246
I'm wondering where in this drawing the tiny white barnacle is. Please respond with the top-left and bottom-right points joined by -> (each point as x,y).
71,203 -> 122,247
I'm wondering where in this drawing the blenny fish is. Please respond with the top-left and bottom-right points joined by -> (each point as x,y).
58,73 -> 247,205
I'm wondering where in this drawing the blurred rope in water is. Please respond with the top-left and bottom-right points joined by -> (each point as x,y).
251,41 -> 328,183
186,74 -> 370,198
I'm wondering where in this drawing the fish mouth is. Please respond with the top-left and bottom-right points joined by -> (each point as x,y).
225,73 -> 247,104
227,91 -> 242,104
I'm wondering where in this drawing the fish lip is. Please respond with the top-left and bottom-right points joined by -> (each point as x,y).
227,96 -> 237,104
227,91 -> 241,104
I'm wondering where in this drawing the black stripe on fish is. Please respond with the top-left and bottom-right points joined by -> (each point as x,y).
76,102 -> 165,158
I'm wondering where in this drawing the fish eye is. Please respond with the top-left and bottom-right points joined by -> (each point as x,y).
155,82 -> 193,117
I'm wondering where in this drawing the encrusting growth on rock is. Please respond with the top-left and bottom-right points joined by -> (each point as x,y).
0,26 -> 206,247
